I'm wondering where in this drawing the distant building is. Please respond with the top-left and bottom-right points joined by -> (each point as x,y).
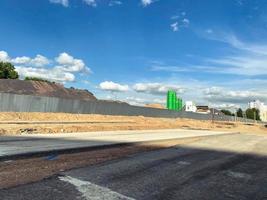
248,100 -> 265,109
248,100 -> 267,122
185,101 -> 197,112
196,106 -> 224,115
210,108 -> 225,115
196,106 -> 210,114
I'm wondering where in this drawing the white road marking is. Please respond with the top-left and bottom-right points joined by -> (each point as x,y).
178,161 -> 191,165
226,171 -> 251,180
59,175 -> 135,200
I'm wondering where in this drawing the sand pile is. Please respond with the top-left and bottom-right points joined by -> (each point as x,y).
0,112 -> 265,135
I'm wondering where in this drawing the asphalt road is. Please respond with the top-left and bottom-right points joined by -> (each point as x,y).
1,133 -> 267,200
0,129 -> 228,158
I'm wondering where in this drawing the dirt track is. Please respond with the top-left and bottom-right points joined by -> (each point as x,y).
0,112 -> 266,135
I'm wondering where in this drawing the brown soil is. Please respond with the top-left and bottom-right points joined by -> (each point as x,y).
145,103 -> 165,109
0,79 -> 97,101
0,112 -> 266,135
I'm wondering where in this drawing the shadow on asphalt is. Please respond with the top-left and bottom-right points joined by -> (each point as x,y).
0,133 -> 267,200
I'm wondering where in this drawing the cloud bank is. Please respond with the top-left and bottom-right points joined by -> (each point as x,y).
0,50 -> 91,83
99,81 -> 129,92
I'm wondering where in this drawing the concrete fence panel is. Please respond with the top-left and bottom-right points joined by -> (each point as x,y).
0,92 -> 260,123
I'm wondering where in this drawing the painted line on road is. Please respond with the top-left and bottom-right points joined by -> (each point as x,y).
177,161 -> 191,166
59,175 -> 135,200
225,170 -> 251,180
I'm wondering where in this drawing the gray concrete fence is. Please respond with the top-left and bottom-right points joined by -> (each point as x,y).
0,92 -> 259,123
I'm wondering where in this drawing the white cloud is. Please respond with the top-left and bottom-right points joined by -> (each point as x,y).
141,0 -> 153,7
0,51 -> 10,62
206,29 -> 213,34
109,0 -> 122,6
31,55 -> 50,67
15,66 -> 75,82
99,81 -> 129,92
125,96 -> 165,106
236,0 -> 244,6
56,52 -> 76,65
171,11 -> 186,20
170,18 -> 190,32
97,76 -> 267,108
170,15 -> 179,20
49,0 -> 69,7
170,22 -> 179,32
151,65 -> 192,72
204,32 -> 267,56
203,87 -> 267,104
49,0 -> 159,8
210,103 -> 240,110
125,97 -> 147,106
12,54 -> 50,67
151,58 -> 267,76
198,34 -> 267,76
152,34 -> 267,76
83,0 -> 97,7
55,52 -> 91,73
0,50 -> 91,83
206,55 -> 267,76
82,80 -> 91,85
133,82 -> 184,95
203,87 -> 222,95
182,18 -> 190,26
11,56 -> 31,64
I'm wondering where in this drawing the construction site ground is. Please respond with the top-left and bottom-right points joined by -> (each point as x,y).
0,112 -> 266,135
1,132 -> 267,199
0,112 -> 266,196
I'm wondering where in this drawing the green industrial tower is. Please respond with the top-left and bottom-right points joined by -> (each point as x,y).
167,90 -> 183,111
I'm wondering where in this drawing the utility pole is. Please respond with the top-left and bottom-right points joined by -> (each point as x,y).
244,111 -> 248,123
211,108 -> 215,124
254,110 -> 256,123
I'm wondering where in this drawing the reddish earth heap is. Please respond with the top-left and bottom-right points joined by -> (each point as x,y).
0,79 -> 97,101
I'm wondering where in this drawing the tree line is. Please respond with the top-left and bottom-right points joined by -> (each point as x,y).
0,61 -> 51,82
221,108 -> 261,121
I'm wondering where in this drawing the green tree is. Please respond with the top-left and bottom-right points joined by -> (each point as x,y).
236,108 -> 243,118
246,108 -> 261,121
221,109 -> 234,116
0,62 -> 19,79
24,77 -> 50,83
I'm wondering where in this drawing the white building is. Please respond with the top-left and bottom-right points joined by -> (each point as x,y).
185,101 -> 197,112
248,100 -> 265,109
248,100 -> 267,122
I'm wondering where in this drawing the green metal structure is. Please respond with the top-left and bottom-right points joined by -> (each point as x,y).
167,90 -> 183,111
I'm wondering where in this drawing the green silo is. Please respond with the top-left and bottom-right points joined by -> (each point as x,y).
177,98 -> 183,111
175,97 -> 179,110
166,91 -> 171,109
167,90 -> 176,110
176,98 -> 179,111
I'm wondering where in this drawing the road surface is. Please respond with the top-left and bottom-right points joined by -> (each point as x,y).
0,129 -> 229,158
1,132 -> 267,200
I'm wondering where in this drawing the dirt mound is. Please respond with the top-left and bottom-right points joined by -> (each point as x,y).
145,104 -> 165,109
0,112 -> 265,135
0,79 -> 97,101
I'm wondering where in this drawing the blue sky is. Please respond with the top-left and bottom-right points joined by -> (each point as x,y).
0,0 -> 267,108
